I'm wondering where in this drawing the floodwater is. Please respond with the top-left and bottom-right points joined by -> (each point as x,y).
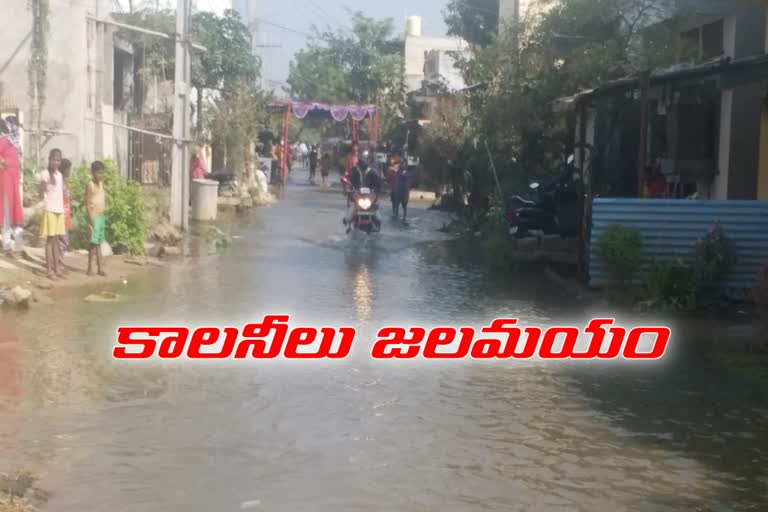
1,170 -> 767,512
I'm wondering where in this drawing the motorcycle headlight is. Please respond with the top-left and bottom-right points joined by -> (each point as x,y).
357,198 -> 372,210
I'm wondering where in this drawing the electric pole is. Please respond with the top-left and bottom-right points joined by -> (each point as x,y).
171,0 -> 192,230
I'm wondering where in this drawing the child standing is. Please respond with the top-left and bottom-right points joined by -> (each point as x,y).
38,149 -> 66,280
59,159 -> 72,258
87,161 -> 107,277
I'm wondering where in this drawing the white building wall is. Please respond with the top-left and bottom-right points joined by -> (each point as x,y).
424,51 -> 466,92
0,0 -> 113,164
404,35 -> 469,93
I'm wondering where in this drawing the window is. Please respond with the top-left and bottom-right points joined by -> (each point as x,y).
678,19 -> 724,63
679,28 -> 699,62
702,20 -> 724,60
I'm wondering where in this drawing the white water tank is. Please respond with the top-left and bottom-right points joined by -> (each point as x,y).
406,16 -> 422,37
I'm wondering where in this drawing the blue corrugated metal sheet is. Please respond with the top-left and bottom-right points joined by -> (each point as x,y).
590,199 -> 768,293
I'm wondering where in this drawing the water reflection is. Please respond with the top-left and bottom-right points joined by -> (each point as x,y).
352,263 -> 372,323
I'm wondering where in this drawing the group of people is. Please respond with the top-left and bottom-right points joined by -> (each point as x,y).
38,150 -> 108,280
307,145 -> 333,186
0,116 -> 107,280
268,140 -> 292,183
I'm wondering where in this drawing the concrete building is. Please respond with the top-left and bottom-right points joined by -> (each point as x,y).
404,15 -> 469,94
561,0 -> 768,201
0,0 -> 130,169
423,49 -> 466,92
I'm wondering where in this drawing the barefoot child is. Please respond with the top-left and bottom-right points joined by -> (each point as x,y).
87,161 -> 107,277
38,149 -> 66,280
58,159 -> 72,258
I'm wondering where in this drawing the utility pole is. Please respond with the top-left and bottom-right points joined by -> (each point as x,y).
171,0 -> 192,230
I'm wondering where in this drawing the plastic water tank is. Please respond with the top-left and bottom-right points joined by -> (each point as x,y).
406,15 -> 422,37
191,179 -> 219,222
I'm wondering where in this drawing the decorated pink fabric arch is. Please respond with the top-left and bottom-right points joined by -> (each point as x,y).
289,102 -> 377,122
269,101 -> 380,187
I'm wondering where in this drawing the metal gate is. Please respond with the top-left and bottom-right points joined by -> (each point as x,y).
129,131 -> 171,186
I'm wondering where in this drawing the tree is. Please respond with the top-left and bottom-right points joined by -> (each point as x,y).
120,8 -> 176,101
444,0 -> 682,202
444,0 -> 499,47
191,9 -> 260,133
420,95 -> 470,205
288,48 -> 348,104
119,8 -> 268,177
206,82 -> 274,179
120,9 -> 258,115
287,11 -> 407,140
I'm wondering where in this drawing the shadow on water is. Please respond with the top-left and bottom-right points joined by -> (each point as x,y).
418,238 -> 768,508
414,239 -> 583,315
566,358 -> 768,508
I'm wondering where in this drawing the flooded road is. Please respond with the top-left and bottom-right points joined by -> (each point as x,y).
1,171 -> 768,511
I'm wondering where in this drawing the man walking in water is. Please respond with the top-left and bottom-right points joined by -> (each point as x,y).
395,158 -> 410,222
387,153 -> 401,217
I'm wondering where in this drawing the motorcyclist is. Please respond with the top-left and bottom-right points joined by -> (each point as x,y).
343,155 -> 381,232
348,162 -> 363,190
343,157 -> 364,227
363,160 -> 383,231
363,161 -> 382,195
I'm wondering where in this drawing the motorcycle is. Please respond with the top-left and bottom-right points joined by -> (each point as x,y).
506,155 -> 580,239
348,187 -> 379,235
341,174 -> 354,206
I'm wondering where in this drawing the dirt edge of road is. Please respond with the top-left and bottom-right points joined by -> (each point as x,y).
0,249 -> 176,309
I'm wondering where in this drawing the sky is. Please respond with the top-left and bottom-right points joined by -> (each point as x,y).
189,0 -> 450,88
123,0 -> 450,90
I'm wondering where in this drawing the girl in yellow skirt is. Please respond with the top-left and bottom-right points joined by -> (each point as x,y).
38,149 -> 66,280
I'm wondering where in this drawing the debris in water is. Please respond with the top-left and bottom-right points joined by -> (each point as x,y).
240,499 -> 261,509
84,291 -> 121,303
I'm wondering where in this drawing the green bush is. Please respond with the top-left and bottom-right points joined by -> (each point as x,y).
473,213 -> 516,271
693,223 -> 737,285
68,160 -> 146,255
597,224 -> 643,286
647,259 -> 700,312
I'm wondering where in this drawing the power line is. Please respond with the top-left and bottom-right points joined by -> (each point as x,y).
304,0 -> 335,26
252,17 -> 312,38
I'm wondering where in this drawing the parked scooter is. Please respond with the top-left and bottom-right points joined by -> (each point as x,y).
506,155 -> 580,239
206,172 -> 239,196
